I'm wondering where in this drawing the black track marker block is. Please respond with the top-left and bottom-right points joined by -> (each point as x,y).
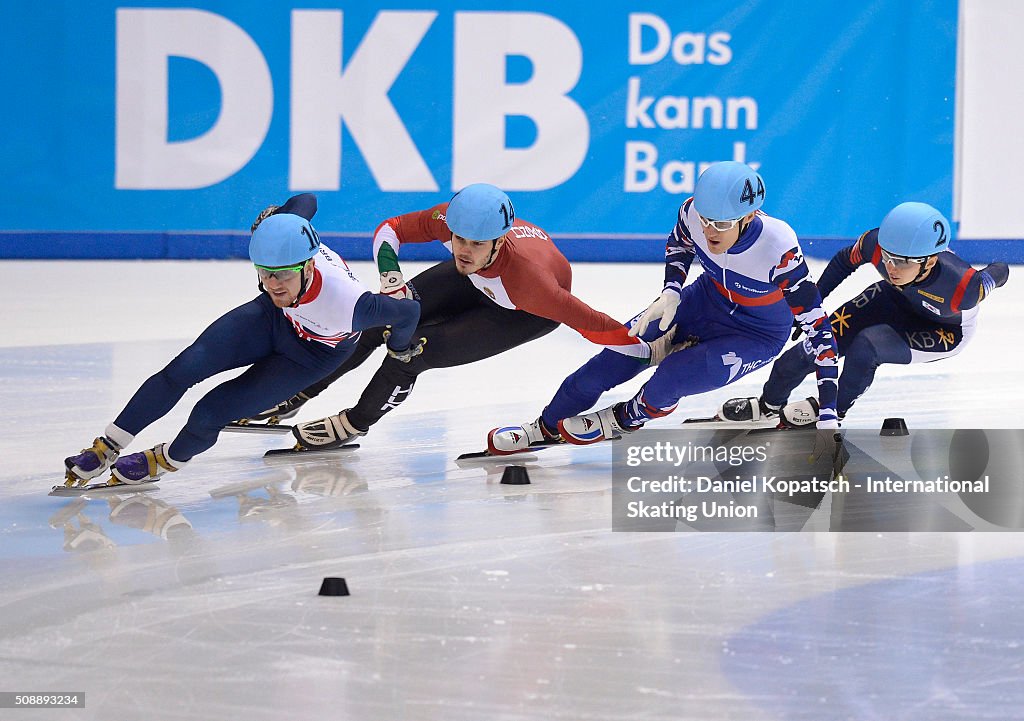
500,465 -> 531,485
880,417 -> 909,437
319,577 -> 350,596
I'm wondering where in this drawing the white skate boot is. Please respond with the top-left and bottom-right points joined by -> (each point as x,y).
292,410 -> 366,450
779,397 -> 820,428
558,403 -> 635,445
487,417 -> 562,455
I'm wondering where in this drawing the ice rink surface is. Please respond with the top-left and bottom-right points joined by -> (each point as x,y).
2,258 -> 1023,720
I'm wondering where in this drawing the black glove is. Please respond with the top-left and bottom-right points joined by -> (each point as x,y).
383,331 -> 427,363
980,262 -> 1009,290
790,319 -> 802,342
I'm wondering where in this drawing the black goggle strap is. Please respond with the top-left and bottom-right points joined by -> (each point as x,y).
912,259 -> 932,283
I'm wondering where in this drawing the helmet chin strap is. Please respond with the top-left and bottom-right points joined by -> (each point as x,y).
911,260 -> 934,284
482,235 -> 504,269
290,264 -> 311,308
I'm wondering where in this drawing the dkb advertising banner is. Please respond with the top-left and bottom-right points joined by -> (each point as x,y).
1,1 -> 956,257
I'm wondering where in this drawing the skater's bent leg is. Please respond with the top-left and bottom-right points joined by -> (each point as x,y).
761,343 -> 817,409
541,350 -> 649,428
345,358 -> 419,431
836,325 -> 911,416
347,304 -> 557,431
168,348 -> 354,461
113,299 -> 274,437
619,336 -> 778,427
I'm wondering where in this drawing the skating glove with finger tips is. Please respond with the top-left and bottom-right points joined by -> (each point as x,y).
385,335 -> 427,363
380,270 -> 417,300
629,290 -> 681,338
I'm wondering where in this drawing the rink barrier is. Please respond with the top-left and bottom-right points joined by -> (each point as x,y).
1,232 -> 1021,264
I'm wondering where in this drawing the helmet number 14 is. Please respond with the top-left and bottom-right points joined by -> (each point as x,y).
301,224 -> 320,252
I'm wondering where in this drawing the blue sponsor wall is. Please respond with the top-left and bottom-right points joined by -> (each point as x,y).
3,1 -> 976,261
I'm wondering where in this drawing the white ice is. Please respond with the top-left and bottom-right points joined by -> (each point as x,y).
2,259 -> 1023,721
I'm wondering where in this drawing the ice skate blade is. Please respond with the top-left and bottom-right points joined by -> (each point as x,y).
456,451 -> 543,463
223,422 -> 295,435
50,480 -> 160,497
263,443 -> 360,458
681,416 -> 779,429
457,440 -> 562,462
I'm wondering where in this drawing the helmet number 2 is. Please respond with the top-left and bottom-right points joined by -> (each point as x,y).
933,220 -> 947,248
740,177 -> 766,207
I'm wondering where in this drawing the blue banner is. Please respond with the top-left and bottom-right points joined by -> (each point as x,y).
1,1 -> 957,258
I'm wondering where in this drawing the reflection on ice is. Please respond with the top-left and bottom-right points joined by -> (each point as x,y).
2,260 -> 1023,720
48,494 -> 193,552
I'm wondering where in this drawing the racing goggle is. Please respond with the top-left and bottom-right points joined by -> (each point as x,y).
697,214 -> 743,232
254,262 -> 307,282
879,248 -> 929,268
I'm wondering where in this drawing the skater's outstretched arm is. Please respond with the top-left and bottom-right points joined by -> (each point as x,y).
629,197 -> 699,338
350,291 -> 420,355
815,229 -> 876,300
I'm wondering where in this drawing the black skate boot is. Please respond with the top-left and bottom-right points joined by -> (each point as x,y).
718,397 -> 781,423
236,393 -> 311,426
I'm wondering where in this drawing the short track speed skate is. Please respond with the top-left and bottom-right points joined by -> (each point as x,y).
224,394 -> 310,434
223,420 -> 296,435
58,436 -> 154,495
458,417 -> 566,460
264,443 -> 360,458
456,438 -> 562,462
51,476 -> 160,497
683,397 -> 782,427
265,411 -> 363,456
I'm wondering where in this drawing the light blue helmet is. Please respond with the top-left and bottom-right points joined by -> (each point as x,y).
693,161 -> 765,220
446,183 -> 515,240
878,202 -> 951,258
248,213 -> 320,267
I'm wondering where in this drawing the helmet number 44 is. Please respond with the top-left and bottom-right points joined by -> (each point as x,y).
740,177 -> 765,207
